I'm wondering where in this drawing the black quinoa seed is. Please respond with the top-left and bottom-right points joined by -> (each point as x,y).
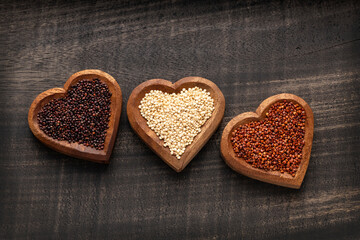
37,78 -> 112,150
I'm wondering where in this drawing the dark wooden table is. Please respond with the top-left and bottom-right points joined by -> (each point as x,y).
1,0 -> 359,239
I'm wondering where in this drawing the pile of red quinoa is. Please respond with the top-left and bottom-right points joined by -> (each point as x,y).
37,78 -> 111,150
231,100 -> 306,177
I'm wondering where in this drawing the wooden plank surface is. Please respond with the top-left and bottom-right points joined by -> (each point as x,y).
0,0 -> 359,239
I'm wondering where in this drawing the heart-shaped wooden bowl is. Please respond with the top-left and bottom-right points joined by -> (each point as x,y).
28,69 -> 122,164
220,93 -> 314,189
127,77 -> 225,172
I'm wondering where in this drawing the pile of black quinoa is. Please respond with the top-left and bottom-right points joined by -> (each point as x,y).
37,78 -> 112,150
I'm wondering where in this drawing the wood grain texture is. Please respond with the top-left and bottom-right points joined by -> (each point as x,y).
28,69 -> 122,164
221,93 -> 314,189
1,0 -> 360,239
127,77 -> 225,172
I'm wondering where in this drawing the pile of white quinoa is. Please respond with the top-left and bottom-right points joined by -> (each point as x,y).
139,87 -> 215,159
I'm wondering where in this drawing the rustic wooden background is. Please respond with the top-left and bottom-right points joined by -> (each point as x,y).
1,0 -> 359,239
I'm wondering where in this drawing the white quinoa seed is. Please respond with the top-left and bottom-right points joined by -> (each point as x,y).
139,87 -> 215,160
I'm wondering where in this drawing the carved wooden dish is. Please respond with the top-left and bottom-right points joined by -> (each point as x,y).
220,93 -> 314,189
127,77 -> 225,172
28,69 -> 122,164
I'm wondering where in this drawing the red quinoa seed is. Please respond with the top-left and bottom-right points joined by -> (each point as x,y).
230,100 -> 306,177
